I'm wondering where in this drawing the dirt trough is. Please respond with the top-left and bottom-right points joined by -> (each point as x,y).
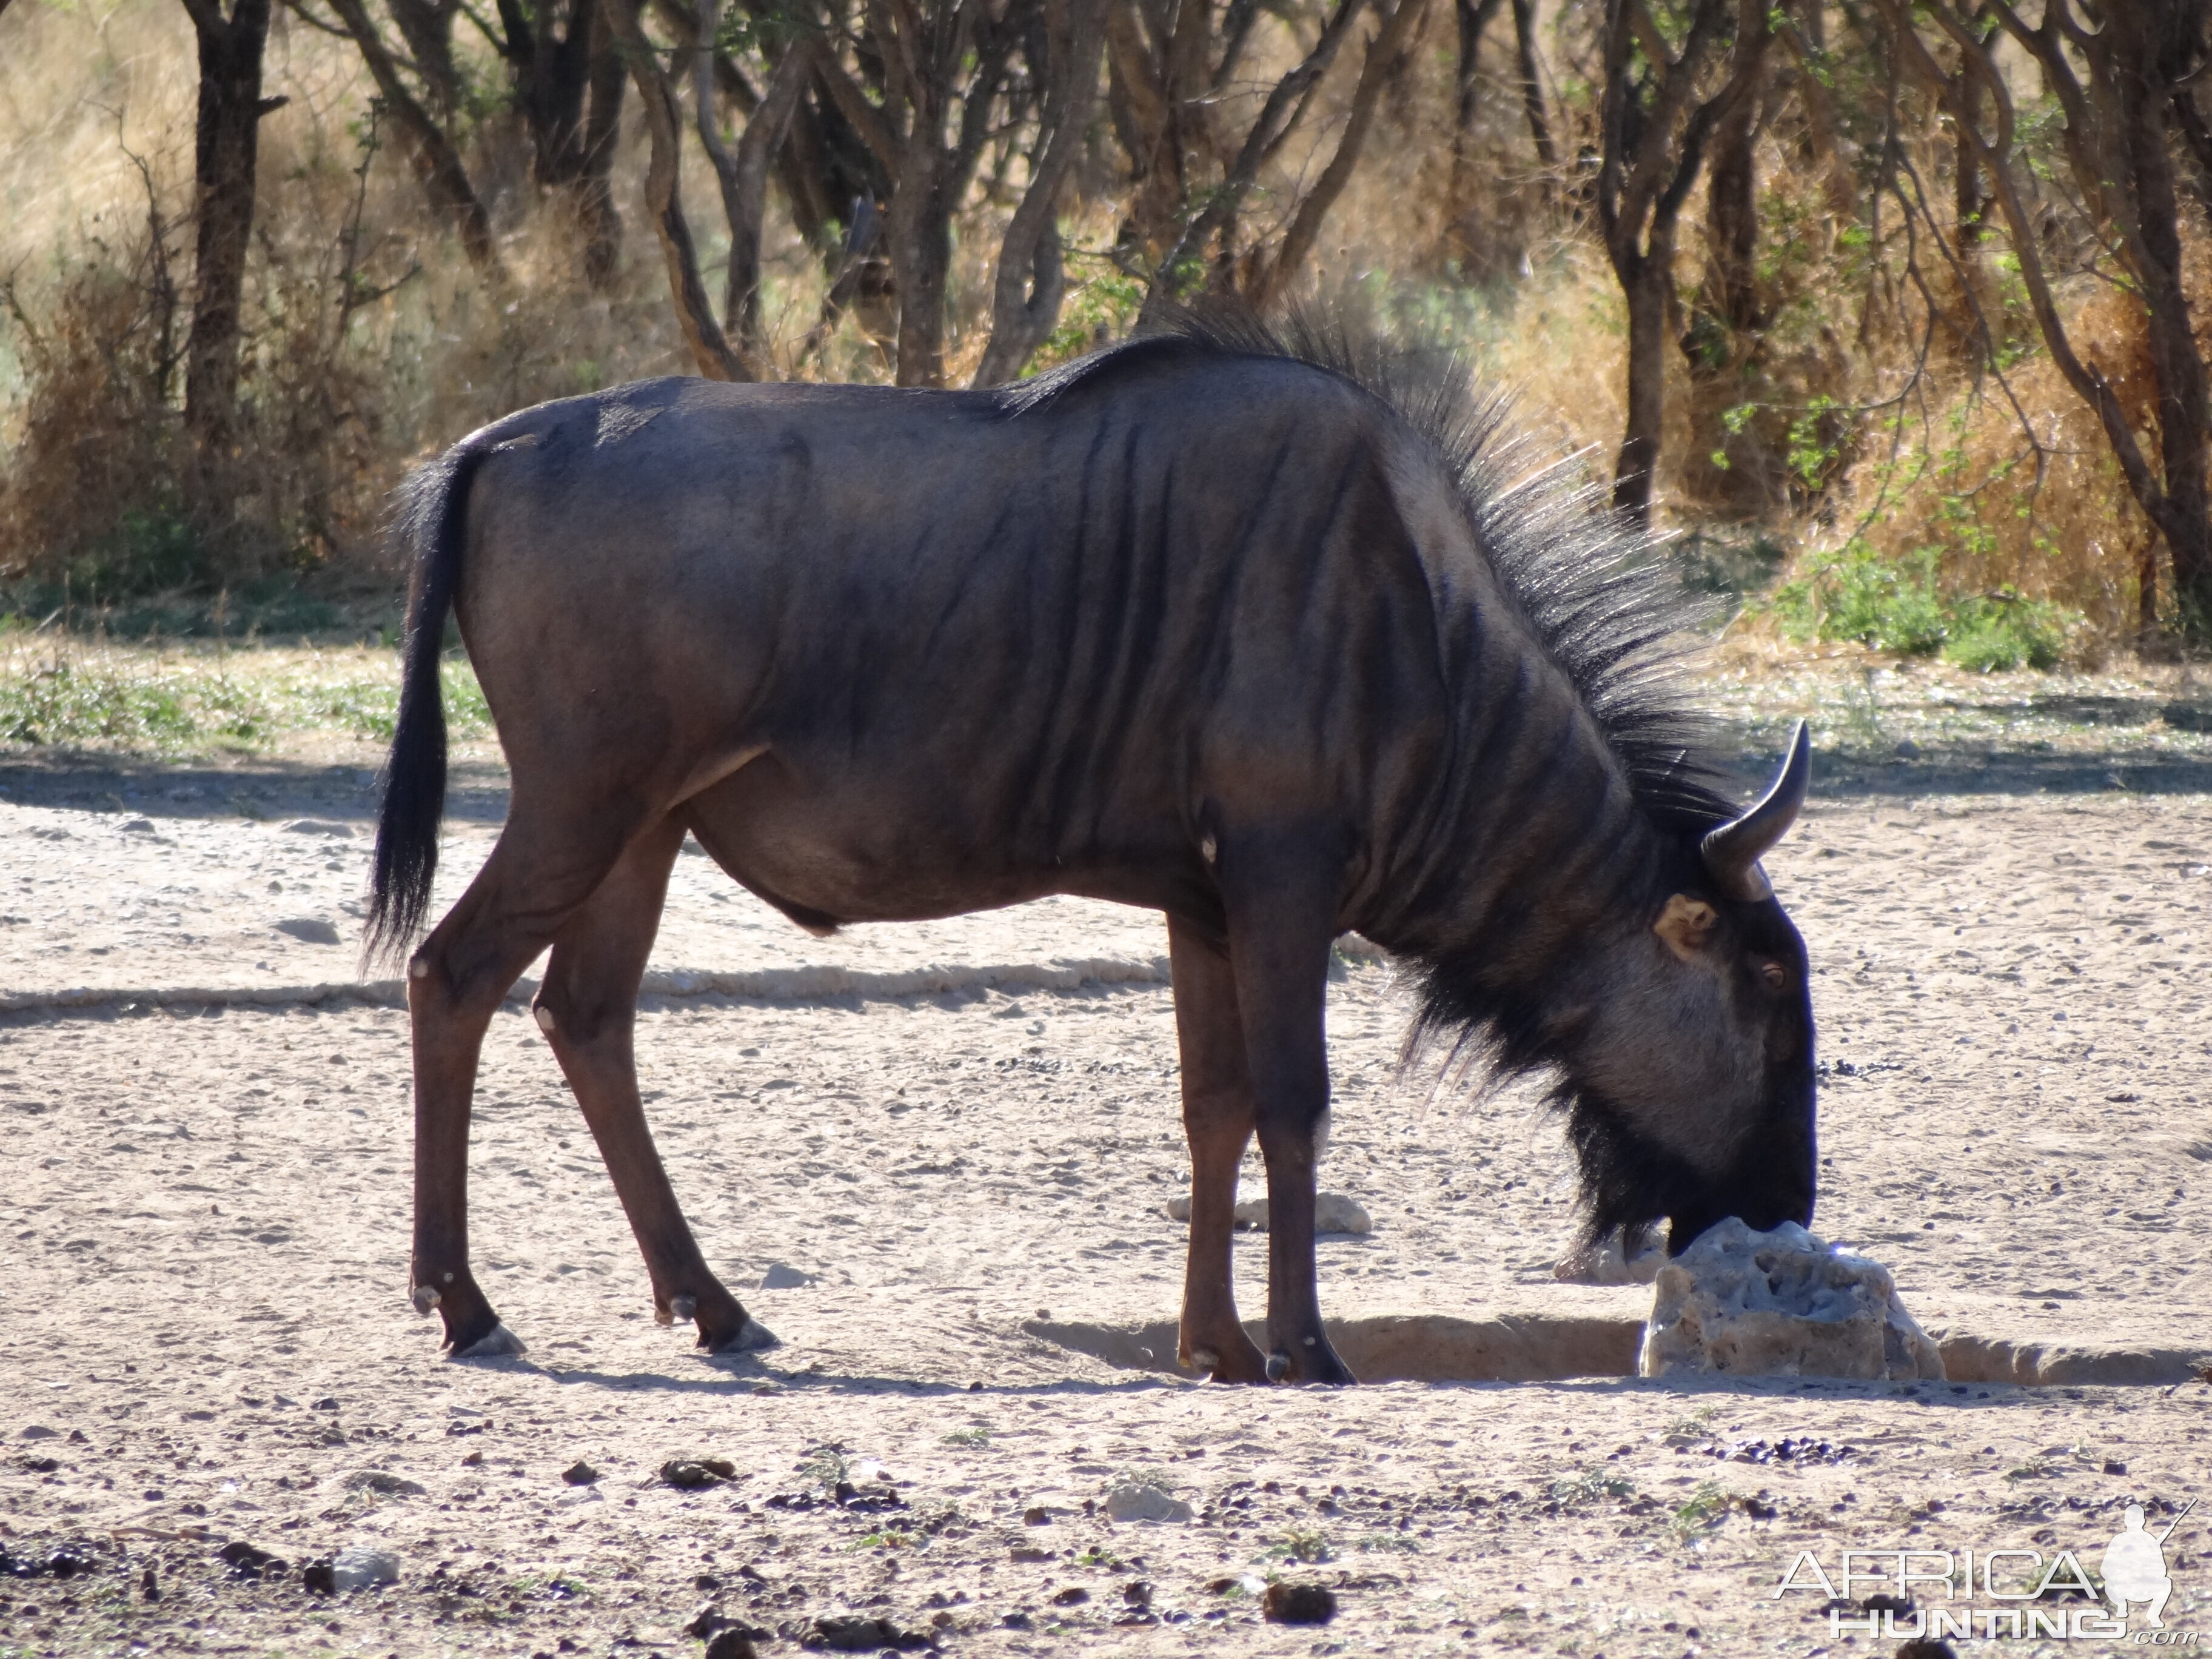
1029,1313 -> 2212,1390
1026,1315 -> 1646,1385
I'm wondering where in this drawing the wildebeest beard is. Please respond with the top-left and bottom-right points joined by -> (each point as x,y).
1557,1086 -> 1709,1256
1404,934 -> 1769,1259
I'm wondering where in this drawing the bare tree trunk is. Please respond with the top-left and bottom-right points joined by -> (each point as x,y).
578,8 -> 626,289
1595,0 -> 1739,522
1952,52 -> 1986,249
492,0 -> 596,186
2110,3 -> 2212,631
1141,0 -> 1370,313
1104,0 -> 1179,258
885,146 -> 957,387
692,0 -> 810,370
1508,0 -> 1556,176
320,0 -> 507,276
1447,0 -> 1505,241
1776,11 -> 1859,219
1887,0 -> 2212,639
181,0 -> 280,473
608,0 -> 748,379
1252,0 -> 1431,308
1617,258 -> 1670,514
808,0 -> 1027,387
1703,0 -> 1771,335
974,0 -> 1107,386
384,0 -> 464,122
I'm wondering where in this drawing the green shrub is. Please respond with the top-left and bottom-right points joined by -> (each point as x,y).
1943,593 -> 2067,672
1768,541 -> 2076,669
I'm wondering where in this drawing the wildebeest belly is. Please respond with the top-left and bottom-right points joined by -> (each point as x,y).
681,752 -> 1200,932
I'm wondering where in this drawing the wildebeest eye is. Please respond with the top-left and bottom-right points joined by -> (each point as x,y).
1758,960 -> 1788,990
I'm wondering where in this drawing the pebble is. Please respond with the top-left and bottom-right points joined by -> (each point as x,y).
0,1544 -> 96,1579
685,1601 -> 736,1638
328,1544 -> 400,1592
218,1540 -> 286,1581
560,1461 -> 599,1486
1553,1226 -> 1663,1285
1895,739 -> 1923,760
1261,1580 -> 1337,1624
1102,1480 -> 1191,1523
274,916 -> 342,945
660,1457 -> 737,1489
1160,1191 -> 1373,1233
283,819 -> 356,837
757,1262 -> 817,1289
811,1614 -> 927,1651
343,1470 -> 426,1496
701,1632 -> 760,1659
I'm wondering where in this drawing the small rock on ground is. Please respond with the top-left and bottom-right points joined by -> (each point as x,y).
1102,1480 -> 1191,1523
1261,1581 -> 1336,1624
327,1544 -> 399,1591
1160,1191 -> 1372,1234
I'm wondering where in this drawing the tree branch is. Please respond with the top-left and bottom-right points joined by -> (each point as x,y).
608,0 -> 750,379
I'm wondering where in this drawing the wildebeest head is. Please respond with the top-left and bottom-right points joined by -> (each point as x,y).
1547,723 -> 1817,1255
1406,723 -> 1817,1260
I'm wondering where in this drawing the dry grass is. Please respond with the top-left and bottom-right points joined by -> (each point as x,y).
0,0 -> 2202,664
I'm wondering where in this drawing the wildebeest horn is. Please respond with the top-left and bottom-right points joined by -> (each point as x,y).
1701,720 -> 1811,902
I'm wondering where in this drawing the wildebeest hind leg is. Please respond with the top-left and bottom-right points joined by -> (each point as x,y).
409,820 -> 640,1357
1168,916 -> 1270,1384
532,815 -> 769,1355
1222,833 -> 1356,1386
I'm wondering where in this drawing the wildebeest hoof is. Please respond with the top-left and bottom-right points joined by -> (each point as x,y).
1264,1350 -> 1291,1382
706,1315 -> 777,1355
451,1322 -> 528,1359
669,1295 -> 698,1324
411,1285 -> 441,1315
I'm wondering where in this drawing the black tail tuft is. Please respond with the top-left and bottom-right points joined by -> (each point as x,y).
364,441 -> 492,971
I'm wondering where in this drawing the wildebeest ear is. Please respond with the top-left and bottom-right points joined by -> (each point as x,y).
1654,894 -> 1719,961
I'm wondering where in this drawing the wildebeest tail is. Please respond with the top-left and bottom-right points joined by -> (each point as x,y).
366,439 -> 492,970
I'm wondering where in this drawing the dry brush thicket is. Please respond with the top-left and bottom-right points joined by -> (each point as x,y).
1,0 -> 2209,662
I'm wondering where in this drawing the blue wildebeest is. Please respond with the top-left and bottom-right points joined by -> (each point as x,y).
369,310 -> 1815,1382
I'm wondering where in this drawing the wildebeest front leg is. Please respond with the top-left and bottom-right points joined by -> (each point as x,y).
1167,916 -> 1270,1384
1222,833 -> 1356,1386
533,816 -> 769,1355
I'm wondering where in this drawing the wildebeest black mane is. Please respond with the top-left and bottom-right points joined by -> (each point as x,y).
1007,304 -> 1737,838
1011,306 -> 1751,1247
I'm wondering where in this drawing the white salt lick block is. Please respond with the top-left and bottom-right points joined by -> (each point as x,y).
1639,1218 -> 1945,1382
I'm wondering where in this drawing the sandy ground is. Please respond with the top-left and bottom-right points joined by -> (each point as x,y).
2,743 -> 2211,1658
